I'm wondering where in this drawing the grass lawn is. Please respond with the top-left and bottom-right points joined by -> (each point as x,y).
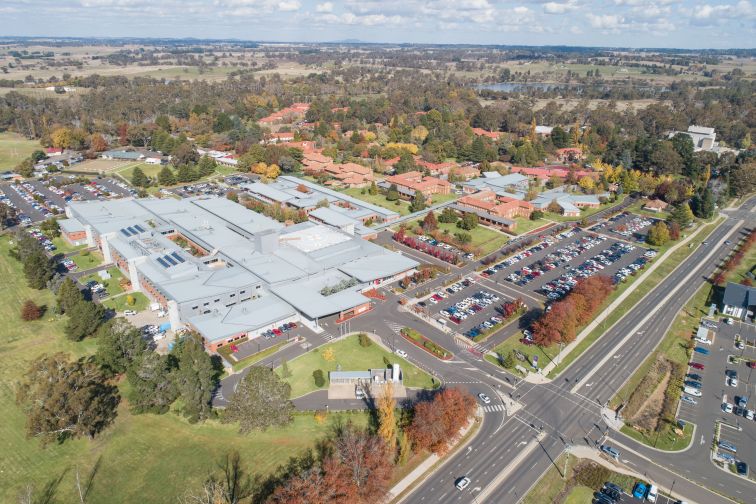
341,187 -> 412,215
0,235 -> 373,502
406,219 -> 510,256
70,250 -> 103,270
547,216 -> 723,378
626,199 -> 670,220
277,334 -> 437,398
51,236 -> 86,254
490,334 -> 561,374
80,267 -> 126,298
0,132 -> 40,171
620,422 -> 694,452
564,485 -> 595,504
512,216 -> 550,235
103,292 -> 150,313
115,162 -> 162,182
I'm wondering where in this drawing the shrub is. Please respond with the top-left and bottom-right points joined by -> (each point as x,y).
20,300 -> 42,321
312,369 -> 325,387
126,295 -> 136,306
314,410 -> 328,424
574,461 -> 611,489
358,333 -> 372,347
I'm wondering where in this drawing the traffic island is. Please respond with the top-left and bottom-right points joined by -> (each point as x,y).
399,327 -> 453,360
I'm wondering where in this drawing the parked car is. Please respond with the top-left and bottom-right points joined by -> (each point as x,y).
693,346 -> 710,355
718,441 -> 737,453
681,396 -> 698,405
646,484 -> 658,503
689,362 -> 705,370
123,310 -> 136,316
736,461 -> 749,477
633,482 -> 647,499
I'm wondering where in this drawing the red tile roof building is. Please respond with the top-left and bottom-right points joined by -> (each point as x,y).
471,128 -> 503,140
457,190 -> 534,220
258,102 -> 310,125
555,147 -> 584,163
384,171 -> 451,197
414,158 -> 480,181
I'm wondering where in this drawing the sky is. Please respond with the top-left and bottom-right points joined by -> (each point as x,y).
1,0 -> 754,49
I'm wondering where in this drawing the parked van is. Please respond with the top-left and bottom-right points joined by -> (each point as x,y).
646,484 -> 658,502
683,386 -> 702,397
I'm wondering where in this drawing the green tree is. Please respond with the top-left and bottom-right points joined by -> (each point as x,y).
127,352 -> 178,414
386,183 -> 400,202
131,166 -> 149,187
95,318 -> 147,375
454,231 -> 472,244
397,429 -> 412,465
198,155 -> 217,177
550,126 -> 568,148
222,367 -> 294,434
171,332 -> 216,423
409,190 -> 426,213
176,164 -> 195,183
502,352 -> 515,369
394,152 -> 416,174
312,369 -> 325,387
15,353 -> 120,445
57,277 -> 82,314
691,187 -> 715,219
647,221 -> 670,246
438,207 -> 458,224
23,247 -> 55,289
368,181 -> 378,195
39,218 -> 61,238
16,158 -> 34,178
669,202 -> 695,228
64,300 -> 105,341
157,165 -> 176,186
458,212 -> 478,230
358,333 -> 372,347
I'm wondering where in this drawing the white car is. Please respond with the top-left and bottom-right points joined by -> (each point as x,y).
722,402 -> 733,413
478,393 -> 491,404
395,349 -> 408,358
695,337 -> 712,345
123,310 -> 137,316
455,477 -> 471,490
726,318 -> 734,325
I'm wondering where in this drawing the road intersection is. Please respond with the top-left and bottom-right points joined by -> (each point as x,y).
215,197 -> 755,503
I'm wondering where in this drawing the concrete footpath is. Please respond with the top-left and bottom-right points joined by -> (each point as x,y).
531,215 -> 723,380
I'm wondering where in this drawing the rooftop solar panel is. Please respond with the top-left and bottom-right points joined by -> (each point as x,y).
164,255 -> 177,266
120,229 -> 131,237
170,251 -> 185,263
134,224 -> 145,232
156,257 -> 170,268
126,226 -> 137,234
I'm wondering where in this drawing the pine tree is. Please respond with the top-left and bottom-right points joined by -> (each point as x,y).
171,332 -> 216,423
176,164 -> 194,183
502,351 -> 514,369
386,183 -> 399,202
222,367 -> 294,434
409,190 -> 427,213
369,181 -> 378,195
23,248 -> 54,290
131,166 -> 149,187
157,165 -> 176,186
57,277 -> 82,314
127,352 -> 178,414
65,300 -> 105,341
397,429 -> 412,465
198,155 -> 217,177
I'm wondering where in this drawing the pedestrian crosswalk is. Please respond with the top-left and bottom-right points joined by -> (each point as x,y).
453,338 -> 488,355
481,404 -> 506,413
386,321 -> 404,335
321,331 -> 336,342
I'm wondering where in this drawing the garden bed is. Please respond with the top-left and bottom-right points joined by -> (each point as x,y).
400,327 -> 453,360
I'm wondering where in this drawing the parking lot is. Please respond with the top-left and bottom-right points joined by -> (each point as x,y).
676,318 -> 756,480
480,227 -> 653,302
169,182 -> 230,198
417,277 -> 521,338
590,212 -> 660,243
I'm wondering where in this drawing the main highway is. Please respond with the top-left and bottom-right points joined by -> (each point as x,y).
363,198 -> 756,504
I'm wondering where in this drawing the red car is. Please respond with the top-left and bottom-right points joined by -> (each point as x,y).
272,328 -> 282,336
690,362 -> 705,370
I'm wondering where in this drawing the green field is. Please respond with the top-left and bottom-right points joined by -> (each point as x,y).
564,485 -> 595,504
116,162 -> 162,181
620,422 -> 694,452
406,218 -> 510,256
0,235 -> 371,502
51,236 -> 86,254
277,334 -> 437,398
512,216 -> 550,235
70,249 -> 103,270
103,291 -> 150,313
0,132 -> 40,171
341,187 -> 413,215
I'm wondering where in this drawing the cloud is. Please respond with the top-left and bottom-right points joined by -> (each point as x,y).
316,12 -> 405,26
315,1 -> 333,12
277,0 -> 299,11
543,1 -> 579,14
587,13 -> 624,29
